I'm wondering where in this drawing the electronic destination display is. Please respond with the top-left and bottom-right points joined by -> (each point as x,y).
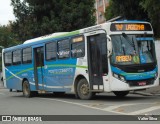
110,23 -> 152,31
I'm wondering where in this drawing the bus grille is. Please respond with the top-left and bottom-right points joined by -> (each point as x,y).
127,78 -> 155,87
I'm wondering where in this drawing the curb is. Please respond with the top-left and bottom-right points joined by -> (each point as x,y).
0,87 -> 5,89
131,92 -> 153,96
131,91 -> 160,96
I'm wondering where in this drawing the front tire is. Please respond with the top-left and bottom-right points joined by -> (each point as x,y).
113,91 -> 129,98
77,79 -> 94,100
22,80 -> 33,98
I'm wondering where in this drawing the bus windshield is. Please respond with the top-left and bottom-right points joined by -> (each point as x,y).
110,34 -> 156,65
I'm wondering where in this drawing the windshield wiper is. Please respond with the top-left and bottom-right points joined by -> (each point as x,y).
122,33 -> 136,52
120,36 -> 126,55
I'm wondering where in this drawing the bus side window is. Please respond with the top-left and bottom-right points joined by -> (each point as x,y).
4,52 -> 12,66
22,47 -> 32,64
46,42 -> 57,61
71,35 -> 85,58
13,49 -> 21,65
58,39 -> 70,59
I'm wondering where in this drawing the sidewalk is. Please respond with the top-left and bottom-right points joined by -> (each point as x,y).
0,72 -> 3,88
135,86 -> 160,96
0,80 -> 4,89
132,80 -> 160,96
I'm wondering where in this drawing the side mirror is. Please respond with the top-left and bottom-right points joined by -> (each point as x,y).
107,35 -> 112,57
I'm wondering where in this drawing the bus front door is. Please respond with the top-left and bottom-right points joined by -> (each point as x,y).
87,33 -> 108,91
33,46 -> 45,90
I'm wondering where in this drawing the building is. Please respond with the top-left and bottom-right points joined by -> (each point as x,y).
95,0 -> 109,24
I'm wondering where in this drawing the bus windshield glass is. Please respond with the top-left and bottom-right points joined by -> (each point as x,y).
110,34 -> 156,65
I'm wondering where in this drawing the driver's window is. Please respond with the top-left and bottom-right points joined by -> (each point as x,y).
139,41 -> 153,63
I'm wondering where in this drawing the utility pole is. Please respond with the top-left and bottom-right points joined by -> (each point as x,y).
0,46 -> 4,57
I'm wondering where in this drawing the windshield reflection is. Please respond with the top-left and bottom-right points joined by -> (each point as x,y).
111,34 -> 156,65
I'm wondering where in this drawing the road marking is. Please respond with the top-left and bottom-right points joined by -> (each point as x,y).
0,93 -> 5,95
39,98 -> 127,115
103,104 -> 135,111
39,98 -> 159,115
129,105 -> 160,115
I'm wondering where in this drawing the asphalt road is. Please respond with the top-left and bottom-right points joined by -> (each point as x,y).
0,88 -> 160,124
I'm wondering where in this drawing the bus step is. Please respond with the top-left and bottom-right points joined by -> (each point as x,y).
38,90 -> 46,94
90,90 -> 103,92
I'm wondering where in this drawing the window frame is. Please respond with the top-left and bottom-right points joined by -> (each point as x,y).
45,41 -> 57,61
71,35 -> 85,58
57,38 -> 70,59
4,51 -> 12,66
22,47 -> 32,64
12,49 -> 22,65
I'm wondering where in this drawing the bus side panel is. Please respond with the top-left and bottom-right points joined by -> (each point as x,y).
5,63 -> 36,91
21,64 -> 36,91
5,65 -> 22,90
44,58 -> 77,92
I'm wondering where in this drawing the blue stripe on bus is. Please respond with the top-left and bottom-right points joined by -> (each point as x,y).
136,37 -> 154,41
111,65 -> 157,80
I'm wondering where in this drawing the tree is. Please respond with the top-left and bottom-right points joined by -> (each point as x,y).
140,0 -> 160,37
105,0 -> 148,21
0,24 -> 18,48
0,24 -> 18,70
105,0 -> 160,37
11,0 -> 96,42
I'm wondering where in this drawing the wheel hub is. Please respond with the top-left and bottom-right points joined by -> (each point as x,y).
23,83 -> 29,95
80,84 -> 89,95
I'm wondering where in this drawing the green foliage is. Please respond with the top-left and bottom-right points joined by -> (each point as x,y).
0,25 -> 18,48
140,0 -> 160,37
0,25 -> 18,70
105,0 -> 120,20
105,0 -> 148,20
105,0 -> 160,37
11,0 -> 96,42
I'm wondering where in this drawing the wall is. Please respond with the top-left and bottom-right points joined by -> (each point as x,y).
155,40 -> 160,77
0,72 -> 3,87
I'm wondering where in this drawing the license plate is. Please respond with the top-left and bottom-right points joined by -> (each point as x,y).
138,81 -> 146,86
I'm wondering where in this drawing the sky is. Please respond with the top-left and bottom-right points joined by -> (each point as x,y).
0,0 -> 15,25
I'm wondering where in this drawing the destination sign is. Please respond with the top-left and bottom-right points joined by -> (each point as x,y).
116,55 -> 132,62
72,36 -> 84,43
110,23 -> 152,31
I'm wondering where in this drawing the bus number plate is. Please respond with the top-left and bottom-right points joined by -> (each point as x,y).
138,81 -> 146,86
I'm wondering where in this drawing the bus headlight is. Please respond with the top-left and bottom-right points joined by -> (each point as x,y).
113,73 -> 126,82
154,72 -> 158,79
119,75 -> 125,82
113,73 -> 119,78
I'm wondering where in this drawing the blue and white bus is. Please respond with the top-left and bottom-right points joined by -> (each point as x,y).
2,20 -> 159,99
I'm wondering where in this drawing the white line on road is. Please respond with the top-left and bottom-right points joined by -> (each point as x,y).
102,104 -> 135,111
0,93 -> 5,95
39,98 -> 128,115
129,106 -> 160,115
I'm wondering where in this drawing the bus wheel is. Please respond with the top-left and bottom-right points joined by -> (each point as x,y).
77,79 -> 94,100
113,91 -> 129,98
22,80 -> 32,98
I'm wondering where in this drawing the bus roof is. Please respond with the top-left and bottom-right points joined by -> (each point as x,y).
4,30 -> 80,52
3,20 -> 152,52
23,32 -> 68,44
114,20 -> 149,23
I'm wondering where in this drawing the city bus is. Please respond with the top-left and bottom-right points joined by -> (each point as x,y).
2,20 -> 159,99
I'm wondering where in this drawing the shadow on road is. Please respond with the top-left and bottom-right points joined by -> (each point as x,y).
7,90 -> 157,102
34,92 -> 155,102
